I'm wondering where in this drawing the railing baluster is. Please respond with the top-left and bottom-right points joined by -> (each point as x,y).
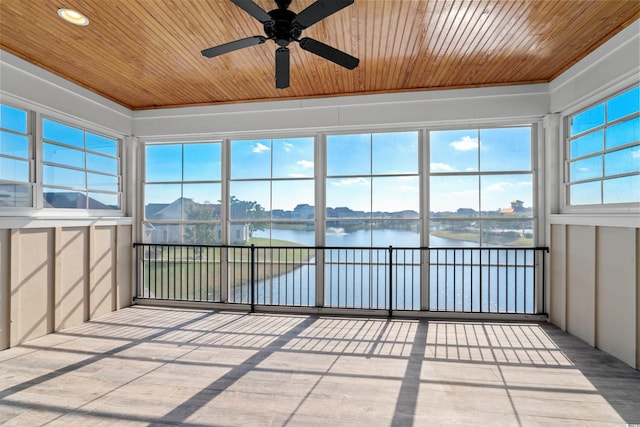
133,243 -> 547,316
388,246 -> 393,317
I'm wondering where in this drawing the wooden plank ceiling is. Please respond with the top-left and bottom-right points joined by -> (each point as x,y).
1,0 -> 638,110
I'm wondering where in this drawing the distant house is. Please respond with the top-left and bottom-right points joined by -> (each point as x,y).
229,224 -> 250,244
327,206 -> 366,218
271,209 -> 290,219
144,197 -> 249,244
292,204 -> 314,219
43,191 -> 113,209
0,184 -> 30,207
500,200 -> 528,214
456,208 -> 477,216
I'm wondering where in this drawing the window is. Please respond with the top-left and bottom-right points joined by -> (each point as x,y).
0,104 -> 32,207
144,142 -> 222,244
566,85 -> 640,206
42,118 -> 121,209
429,127 -> 534,246
325,131 -> 420,246
230,137 -> 314,245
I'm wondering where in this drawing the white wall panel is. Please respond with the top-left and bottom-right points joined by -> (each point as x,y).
565,225 -> 596,346
596,227 -> 636,367
55,227 -> 89,330
10,229 -> 54,346
116,225 -> 132,309
0,229 -> 9,350
133,85 -> 549,138
89,226 -> 117,318
549,224 -> 566,329
637,228 -> 640,370
1,224 -> 132,349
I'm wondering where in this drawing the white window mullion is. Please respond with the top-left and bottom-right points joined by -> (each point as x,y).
34,110 -> 44,209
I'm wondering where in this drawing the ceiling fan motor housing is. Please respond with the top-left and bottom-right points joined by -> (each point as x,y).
265,8 -> 301,47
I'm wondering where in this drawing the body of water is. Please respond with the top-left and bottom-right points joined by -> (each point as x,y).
239,228 -> 538,313
255,226 -> 485,248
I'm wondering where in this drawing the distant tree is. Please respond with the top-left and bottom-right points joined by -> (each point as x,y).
230,196 -> 268,235
184,202 -> 219,244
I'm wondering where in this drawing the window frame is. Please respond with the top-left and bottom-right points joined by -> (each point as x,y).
228,135 -> 316,245
427,124 -> 538,247
141,121 -> 541,248
40,115 -> 123,213
0,102 -> 35,209
142,140 -> 224,245
323,129 -> 422,247
0,101 -> 126,217
562,84 -> 640,212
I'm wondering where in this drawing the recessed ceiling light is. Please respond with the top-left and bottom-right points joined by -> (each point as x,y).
57,8 -> 89,26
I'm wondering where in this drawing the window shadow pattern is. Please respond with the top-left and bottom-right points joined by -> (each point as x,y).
1,307 -> 639,426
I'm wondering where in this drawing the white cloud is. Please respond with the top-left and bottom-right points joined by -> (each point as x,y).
578,167 -> 590,172
282,142 -> 293,152
486,182 -> 514,192
632,149 -> 640,158
252,142 -> 270,153
288,173 -> 308,178
517,181 -> 532,186
465,167 -> 476,172
450,136 -> 478,151
452,189 -> 478,197
331,177 -> 370,187
399,185 -> 418,193
430,162 -> 453,171
297,160 -> 314,169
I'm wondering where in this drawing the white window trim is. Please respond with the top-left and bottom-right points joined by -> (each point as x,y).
560,83 -> 640,214
0,104 -> 127,217
141,140 -> 225,245
141,121 -> 543,247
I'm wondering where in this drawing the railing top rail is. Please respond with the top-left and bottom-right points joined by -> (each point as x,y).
133,242 -> 549,252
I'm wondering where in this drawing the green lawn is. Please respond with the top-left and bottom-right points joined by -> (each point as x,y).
431,230 -> 533,246
141,239 -> 314,300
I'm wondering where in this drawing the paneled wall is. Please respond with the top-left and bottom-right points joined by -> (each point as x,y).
550,224 -> 639,369
0,224 -> 132,350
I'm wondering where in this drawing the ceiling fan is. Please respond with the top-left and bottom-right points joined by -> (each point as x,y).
201,0 -> 359,89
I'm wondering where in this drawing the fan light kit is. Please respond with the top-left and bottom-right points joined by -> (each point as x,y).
57,8 -> 89,26
201,0 -> 359,89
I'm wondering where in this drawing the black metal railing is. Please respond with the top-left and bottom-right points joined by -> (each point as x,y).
133,243 -> 548,315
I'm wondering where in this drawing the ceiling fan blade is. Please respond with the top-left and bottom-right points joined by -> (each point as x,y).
299,37 -> 359,70
230,0 -> 273,24
275,47 -> 290,89
201,36 -> 266,58
294,0 -> 354,29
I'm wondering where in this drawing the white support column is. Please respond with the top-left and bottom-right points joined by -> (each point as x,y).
420,128 -> 430,311
542,113 -> 561,314
314,133 -> 325,307
125,136 -> 139,300
220,138 -> 229,302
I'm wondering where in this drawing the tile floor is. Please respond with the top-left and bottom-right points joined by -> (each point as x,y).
1,306 -> 639,426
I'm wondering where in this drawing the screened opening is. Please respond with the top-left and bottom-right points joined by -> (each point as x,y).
566,85 -> 640,206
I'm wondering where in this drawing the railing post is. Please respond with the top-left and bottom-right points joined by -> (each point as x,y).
542,247 -> 549,315
133,243 -> 139,300
421,247 -> 430,311
388,245 -> 393,318
250,244 -> 256,313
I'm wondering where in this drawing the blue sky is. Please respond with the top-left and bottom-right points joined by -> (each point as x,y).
145,129 -> 533,214
429,127 -> 533,212
230,138 -> 314,212
2,93 -> 638,211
